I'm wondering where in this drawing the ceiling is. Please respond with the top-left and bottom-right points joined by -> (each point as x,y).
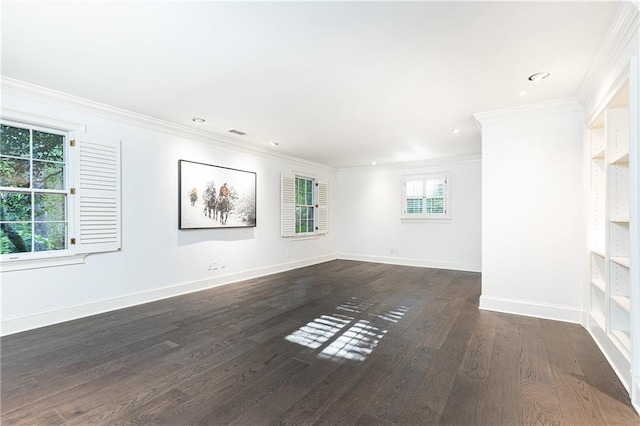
1,1 -> 619,168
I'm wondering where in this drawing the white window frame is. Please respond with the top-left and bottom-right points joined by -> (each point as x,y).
281,171 -> 328,238
1,109 -> 121,271
295,175 -> 316,235
401,173 -> 450,221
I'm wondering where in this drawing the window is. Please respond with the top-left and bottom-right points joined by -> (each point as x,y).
1,123 -> 69,255
1,113 -> 121,270
402,173 -> 449,220
281,172 -> 328,237
295,176 -> 315,233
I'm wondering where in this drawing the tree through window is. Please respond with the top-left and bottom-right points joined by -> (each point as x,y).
1,123 -> 68,254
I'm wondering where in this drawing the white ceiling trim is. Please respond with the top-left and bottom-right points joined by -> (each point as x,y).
474,97 -> 583,128
577,1 -> 639,126
0,76 -> 336,172
337,153 -> 481,174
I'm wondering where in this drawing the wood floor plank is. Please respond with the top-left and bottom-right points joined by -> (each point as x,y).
2,340 -> 182,423
519,322 -> 555,387
457,311 -> 496,381
551,369 -> 608,425
364,345 -> 435,424
189,358 -> 310,426
229,383 -> 308,426
108,387 -> 191,426
273,362 -> 364,425
521,380 -> 565,425
398,302 -> 480,425
79,337 -> 287,425
1,261 -> 637,425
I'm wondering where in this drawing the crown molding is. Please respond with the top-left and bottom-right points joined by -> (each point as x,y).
0,76 -> 336,173
577,1 -> 639,126
473,98 -> 583,128
337,153 -> 481,174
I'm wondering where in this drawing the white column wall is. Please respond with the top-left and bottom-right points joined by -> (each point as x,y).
476,99 -> 586,323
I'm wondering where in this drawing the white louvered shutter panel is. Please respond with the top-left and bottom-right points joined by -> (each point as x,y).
281,172 -> 295,237
74,139 -> 121,254
316,180 -> 328,234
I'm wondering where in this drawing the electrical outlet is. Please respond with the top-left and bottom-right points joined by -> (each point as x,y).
213,260 -> 218,270
207,263 -> 213,271
220,259 -> 226,269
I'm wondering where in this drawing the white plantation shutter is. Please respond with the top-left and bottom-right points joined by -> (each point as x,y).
404,179 -> 424,214
402,173 -> 450,220
316,180 -> 328,234
73,138 -> 121,254
281,172 -> 295,237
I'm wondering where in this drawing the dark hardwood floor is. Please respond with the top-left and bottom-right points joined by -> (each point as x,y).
1,260 -> 638,425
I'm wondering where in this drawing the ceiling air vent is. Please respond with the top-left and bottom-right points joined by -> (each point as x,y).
228,129 -> 246,136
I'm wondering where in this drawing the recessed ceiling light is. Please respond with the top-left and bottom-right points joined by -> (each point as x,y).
372,161 -> 377,166
451,129 -> 460,134
270,142 -> 279,147
192,117 -> 205,123
519,90 -> 528,96
228,129 -> 246,136
528,72 -> 550,82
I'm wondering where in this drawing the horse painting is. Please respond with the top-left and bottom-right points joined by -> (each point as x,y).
217,195 -> 231,225
202,182 -> 217,219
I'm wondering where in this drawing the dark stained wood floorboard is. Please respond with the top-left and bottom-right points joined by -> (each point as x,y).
2,260 -> 638,425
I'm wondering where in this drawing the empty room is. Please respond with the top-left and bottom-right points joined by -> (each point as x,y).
1,1 -> 639,425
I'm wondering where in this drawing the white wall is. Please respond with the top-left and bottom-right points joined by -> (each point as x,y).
475,99 -> 586,323
0,88 -> 337,335
336,158 -> 482,272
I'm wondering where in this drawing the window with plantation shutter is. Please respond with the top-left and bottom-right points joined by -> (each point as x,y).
281,172 -> 328,237
401,173 -> 450,220
1,111 -> 121,271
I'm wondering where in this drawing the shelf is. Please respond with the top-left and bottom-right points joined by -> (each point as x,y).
610,217 -> 630,223
591,249 -> 606,258
611,295 -> 631,313
610,152 -> 629,165
610,256 -> 630,268
611,329 -> 631,353
591,278 -> 606,293
591,146 -> 605,159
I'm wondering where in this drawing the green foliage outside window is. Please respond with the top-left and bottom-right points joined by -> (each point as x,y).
1,124 -> 67,255
295,177 -> 314,233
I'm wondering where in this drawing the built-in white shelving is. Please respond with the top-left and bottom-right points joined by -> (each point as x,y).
587,94 -> 635,394
588,106 -> 631,323
608,107 -> 631,357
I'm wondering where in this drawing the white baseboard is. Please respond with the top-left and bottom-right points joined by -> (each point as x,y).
1,254 -> 336,336
479,295 -> 583,324
336,253 -> 481,273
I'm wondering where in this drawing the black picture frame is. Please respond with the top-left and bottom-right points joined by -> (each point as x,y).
178,160 -> 257,229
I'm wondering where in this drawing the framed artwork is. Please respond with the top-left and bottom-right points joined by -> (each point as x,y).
179,160 -> 257,229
